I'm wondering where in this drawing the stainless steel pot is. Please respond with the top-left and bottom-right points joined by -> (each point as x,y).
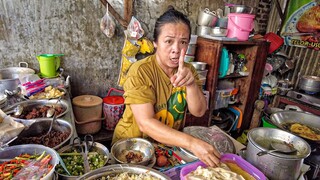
0,62 -> 35,93
246,127 -> 311,180
298,75 -> 320,93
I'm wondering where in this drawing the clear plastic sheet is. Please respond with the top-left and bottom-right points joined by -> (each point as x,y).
0,109 -> 24,147
182,126 -> 235,154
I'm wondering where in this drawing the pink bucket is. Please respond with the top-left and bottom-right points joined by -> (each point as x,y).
103,88 -> 125,130
227,13 -> 255,41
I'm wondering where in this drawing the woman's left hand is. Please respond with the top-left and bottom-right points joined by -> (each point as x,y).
170,49 -> 195,87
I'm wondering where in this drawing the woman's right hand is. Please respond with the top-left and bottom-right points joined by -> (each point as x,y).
189,138 -> 221,167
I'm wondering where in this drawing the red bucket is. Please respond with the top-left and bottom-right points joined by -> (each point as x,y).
103,88 -> 125,130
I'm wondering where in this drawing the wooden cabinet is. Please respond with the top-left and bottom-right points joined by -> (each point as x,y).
185,37 -> 270,131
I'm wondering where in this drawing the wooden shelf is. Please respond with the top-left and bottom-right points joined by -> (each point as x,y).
185,37 -> 270,131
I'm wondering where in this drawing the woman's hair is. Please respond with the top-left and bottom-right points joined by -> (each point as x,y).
153,6 -> 191,42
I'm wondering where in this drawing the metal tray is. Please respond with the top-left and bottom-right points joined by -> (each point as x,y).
270,111 -> 320,143
10,118 -> 73,150
3,99 -> 69,120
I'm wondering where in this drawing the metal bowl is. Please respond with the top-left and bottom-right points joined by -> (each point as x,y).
111,138 -> 154,166
189,62 -> 207,70
270,111 -> 320,143
3,99 -> 69,120
10,118 -> 73,150
77,164 -> 170,180
56,141 -> 109,179
0,144 -> 59,180
229,5 -> 256,14
211,27 -> 228,37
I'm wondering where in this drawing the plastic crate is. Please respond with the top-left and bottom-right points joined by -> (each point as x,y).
213,88 -> 233,109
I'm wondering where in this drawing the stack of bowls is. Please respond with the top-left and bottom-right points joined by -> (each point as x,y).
197,8 -> 228,38
185,35 -> 198,62
197,8 -> 218,37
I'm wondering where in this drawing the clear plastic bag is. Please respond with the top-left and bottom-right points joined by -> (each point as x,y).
127,16 -> 144,40
100,5 -> 115,38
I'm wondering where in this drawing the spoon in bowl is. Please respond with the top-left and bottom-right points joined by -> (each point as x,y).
46,97 -> 61,118
257,141 -> 297,156
5,105 -> 24,116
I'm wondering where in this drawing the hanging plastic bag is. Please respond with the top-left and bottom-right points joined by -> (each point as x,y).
100,5 -> 116,38
127,16 -> 144,40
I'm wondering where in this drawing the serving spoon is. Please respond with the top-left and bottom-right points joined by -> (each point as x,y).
46,97 -> 61,117
5,105 -> 24,116
257,141 -> 297,156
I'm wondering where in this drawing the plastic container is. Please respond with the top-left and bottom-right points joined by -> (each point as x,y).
73,95 -> 104,134
227,13 -> 255,41
186,44 -> 197,56
184,55 -> 195,62
197,69 -> 208,78
263,32 -> 284,54
180,154 -> 266,180
214,88 -> 233,109
262,116 -> 277,128
37,54 -> 62,78
219,47 -> 229,78
103,88 -> 125,130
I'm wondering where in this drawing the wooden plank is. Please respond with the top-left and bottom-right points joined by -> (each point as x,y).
124,0 -> 134,23
100,0 -> 129,28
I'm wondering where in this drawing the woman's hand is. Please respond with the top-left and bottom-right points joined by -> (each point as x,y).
190,138 -> 221,167
170,49 -> 194,87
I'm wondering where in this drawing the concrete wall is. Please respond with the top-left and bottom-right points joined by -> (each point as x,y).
0,0 -> 259,98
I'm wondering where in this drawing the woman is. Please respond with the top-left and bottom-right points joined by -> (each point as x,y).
112,6 -> 220,167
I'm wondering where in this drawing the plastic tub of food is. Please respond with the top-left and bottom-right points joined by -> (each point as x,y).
180,153 -> 266,180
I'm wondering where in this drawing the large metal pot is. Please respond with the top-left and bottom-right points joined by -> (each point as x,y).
298,75 -> 320,93
0,62 -> 35,93
246,127 -> 311,180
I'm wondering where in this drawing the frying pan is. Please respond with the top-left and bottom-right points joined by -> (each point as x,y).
270,111 -> 320,144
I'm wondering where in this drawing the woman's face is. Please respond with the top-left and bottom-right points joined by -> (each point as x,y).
154,22 -> 190,75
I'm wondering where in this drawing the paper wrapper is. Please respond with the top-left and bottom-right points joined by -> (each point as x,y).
0,109 -> 25,145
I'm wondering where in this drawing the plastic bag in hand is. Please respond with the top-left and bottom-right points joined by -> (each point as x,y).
100,10 -> 115,38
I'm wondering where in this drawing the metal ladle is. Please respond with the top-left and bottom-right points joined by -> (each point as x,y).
257,141 -> 297,156
43,113 -> 58,137
5,105 -> 24,116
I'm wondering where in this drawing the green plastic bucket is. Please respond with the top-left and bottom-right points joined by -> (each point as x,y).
262,116 -> 277,128
37,54 -> 62,78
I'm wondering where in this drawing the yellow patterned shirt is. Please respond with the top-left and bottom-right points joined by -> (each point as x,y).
112,54 -> 201,144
